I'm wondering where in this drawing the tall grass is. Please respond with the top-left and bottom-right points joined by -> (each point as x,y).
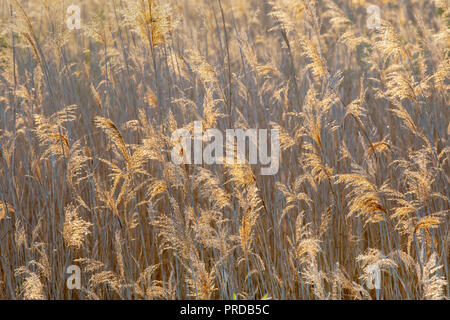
0,0 -> 448,300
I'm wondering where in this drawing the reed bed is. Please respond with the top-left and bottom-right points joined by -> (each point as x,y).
0,0 -> 448,300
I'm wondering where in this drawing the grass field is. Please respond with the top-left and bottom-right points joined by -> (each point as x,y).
0,0 -> 448,300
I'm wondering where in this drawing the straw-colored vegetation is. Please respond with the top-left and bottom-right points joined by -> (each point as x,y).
0,0 -> 448,300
